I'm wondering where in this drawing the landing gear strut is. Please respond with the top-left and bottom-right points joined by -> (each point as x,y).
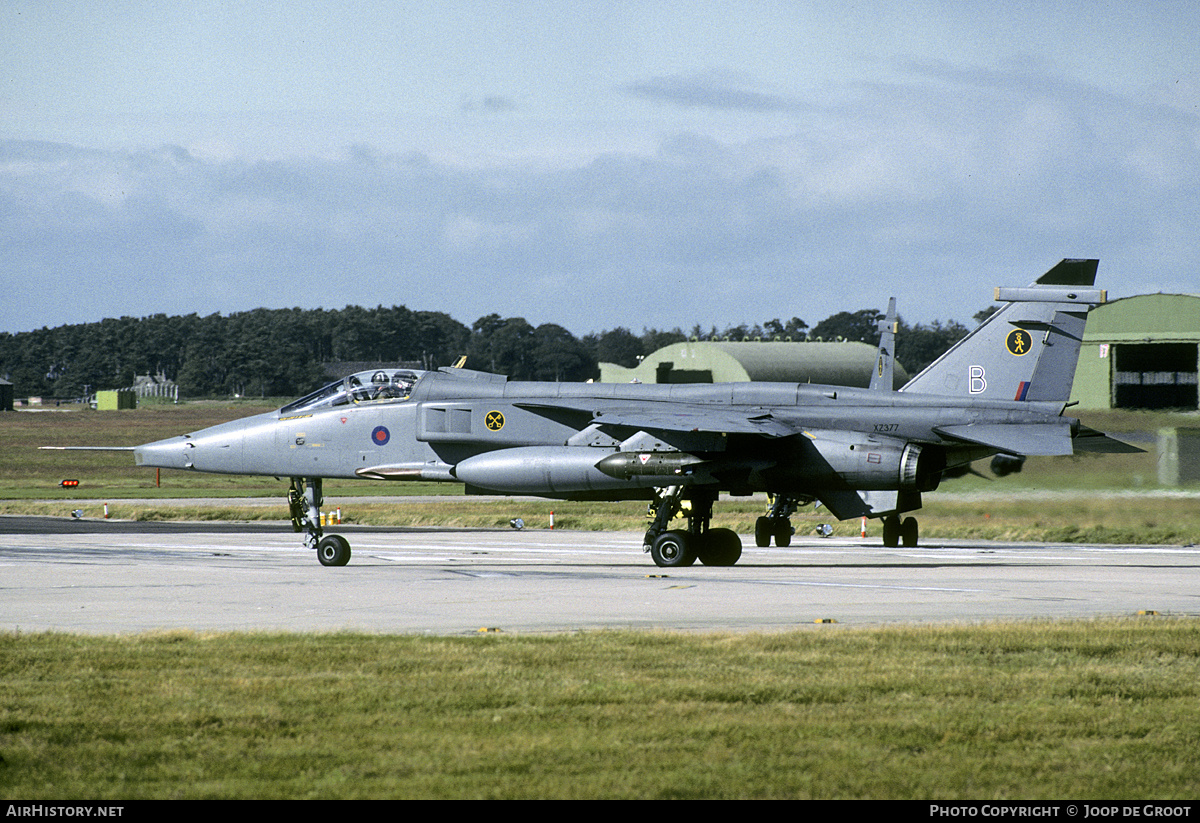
289,477 -> 351,566
755,494 -> 799,547
643,487 -> 742,568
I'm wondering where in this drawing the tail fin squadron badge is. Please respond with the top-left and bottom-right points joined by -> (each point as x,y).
1006,329 -> 1031,356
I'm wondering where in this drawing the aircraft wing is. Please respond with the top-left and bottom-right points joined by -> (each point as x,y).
516,402 -> 800,437
934,423 -> 1075,456
591,407 -> 798,437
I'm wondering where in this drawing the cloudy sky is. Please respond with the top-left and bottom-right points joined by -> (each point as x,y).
2,1 -> 1197,337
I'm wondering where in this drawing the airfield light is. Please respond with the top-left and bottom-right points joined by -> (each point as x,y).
60,479 -> 79,488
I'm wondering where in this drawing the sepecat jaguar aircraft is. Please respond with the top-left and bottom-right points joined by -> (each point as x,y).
129,259 -> 1136,567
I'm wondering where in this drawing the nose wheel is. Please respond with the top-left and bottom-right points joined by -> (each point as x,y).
317,534 -> 352,567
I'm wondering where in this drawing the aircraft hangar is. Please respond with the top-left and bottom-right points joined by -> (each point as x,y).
1071,293 -> 1200,411
598,340 -> 910,388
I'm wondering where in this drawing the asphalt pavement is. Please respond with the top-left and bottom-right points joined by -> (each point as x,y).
4,515 -> 1197,634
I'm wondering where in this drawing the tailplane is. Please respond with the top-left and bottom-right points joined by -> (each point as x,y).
901,259 -> 1103,403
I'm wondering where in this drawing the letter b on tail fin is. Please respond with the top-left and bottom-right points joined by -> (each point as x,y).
901,259 -> 1103,403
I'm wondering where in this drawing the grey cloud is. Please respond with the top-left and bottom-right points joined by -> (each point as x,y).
622,72 -> 809,112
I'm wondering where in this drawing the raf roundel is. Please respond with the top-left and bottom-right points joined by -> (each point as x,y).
371,426 -> 390,446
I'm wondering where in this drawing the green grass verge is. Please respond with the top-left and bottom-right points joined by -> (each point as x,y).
2,619 -> 1197,799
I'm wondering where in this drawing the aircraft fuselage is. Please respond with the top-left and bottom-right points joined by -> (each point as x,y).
134,375 -> 1070,501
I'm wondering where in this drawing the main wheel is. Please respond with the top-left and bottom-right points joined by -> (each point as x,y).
754,516 -> 772,547
317,534 -> 352,567
697,528 -> 742,566
882,516 -> 900,548
774,521 -> 792,547
651,530 -> 696,567
901,517 -> 919,547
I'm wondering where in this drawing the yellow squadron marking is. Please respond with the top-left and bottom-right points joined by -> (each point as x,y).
485,410 -> 506,431
1006,328 -> 1031,356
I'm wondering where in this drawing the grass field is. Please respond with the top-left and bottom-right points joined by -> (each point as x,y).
2,619 -> 1198,799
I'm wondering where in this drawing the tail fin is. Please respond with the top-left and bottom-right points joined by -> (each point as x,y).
869,297 -> 898,392
900,259 -> 1103,402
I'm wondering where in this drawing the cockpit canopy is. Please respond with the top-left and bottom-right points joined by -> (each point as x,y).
280,369 -> 426,414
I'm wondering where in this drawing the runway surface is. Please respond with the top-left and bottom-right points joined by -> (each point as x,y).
3,515 -> 1198,634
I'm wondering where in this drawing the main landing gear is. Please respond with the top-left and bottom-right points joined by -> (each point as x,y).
881,514 -> 919,548
755,494 -> 800,547
289,477 -> 351,566
643,486 -> 743,567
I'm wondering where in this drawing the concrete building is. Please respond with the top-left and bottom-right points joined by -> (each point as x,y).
131,371 -> 178,402
599,340 -> 910,388
1072,294 -> 1200,410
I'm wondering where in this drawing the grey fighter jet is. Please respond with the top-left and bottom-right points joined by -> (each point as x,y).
132,259 -> 1135,567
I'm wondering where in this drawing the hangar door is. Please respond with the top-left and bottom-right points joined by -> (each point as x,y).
1112,343 -> 1199,410
655,362 -> 713,383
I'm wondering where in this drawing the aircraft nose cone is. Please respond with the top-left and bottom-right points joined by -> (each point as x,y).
134,436 -> 195,470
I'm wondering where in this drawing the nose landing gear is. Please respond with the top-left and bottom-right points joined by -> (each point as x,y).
289,477 -> 352,566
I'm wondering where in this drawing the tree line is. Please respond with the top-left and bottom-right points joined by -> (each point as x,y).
0,305 -> 980,400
